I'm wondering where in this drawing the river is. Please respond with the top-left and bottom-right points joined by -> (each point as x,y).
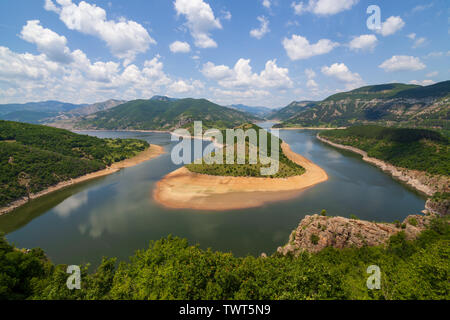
0,124 -> 426,268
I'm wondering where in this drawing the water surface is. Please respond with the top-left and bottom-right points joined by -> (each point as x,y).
1,126 -> 426,267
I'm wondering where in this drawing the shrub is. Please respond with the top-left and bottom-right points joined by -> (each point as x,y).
310,234 -> 320,245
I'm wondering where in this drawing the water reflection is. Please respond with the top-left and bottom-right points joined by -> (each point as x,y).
1,128 -> 427,268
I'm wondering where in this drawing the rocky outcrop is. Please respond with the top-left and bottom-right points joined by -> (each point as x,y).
426,198 -> 449,216
277,214 -> 432,255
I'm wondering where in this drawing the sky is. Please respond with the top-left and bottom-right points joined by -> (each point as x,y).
0,0 -> 449,108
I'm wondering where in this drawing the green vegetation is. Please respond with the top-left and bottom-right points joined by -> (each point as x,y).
310,234 -> 319,245
1,214 -> 448,300
320,125 -> 449,176
186,124 -> 305,178
76,98 -> 260,132
267,101 -> 317,121
0,121 -> 149,207
275,81 -> 450,131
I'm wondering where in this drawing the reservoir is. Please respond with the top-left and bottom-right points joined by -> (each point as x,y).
0,124 -> 427,267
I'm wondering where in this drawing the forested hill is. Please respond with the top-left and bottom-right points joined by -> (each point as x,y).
319,125 -> 449,177
74,98 -> 260,131
275,81 -> 450,130
267,101 -> 317,121
0,121 -> 149,207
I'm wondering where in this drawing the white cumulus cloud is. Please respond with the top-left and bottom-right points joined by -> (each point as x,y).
20,20 -> 73,64
174,0 -> 222,49
202,59 -> 292,89
348,34 -> 378,51
44,0 -> 155,64
379,55 -> 426,72
321,63 -> 364,89
250,16 -> 270,40
377,16 -> 405,37
283,34 -> 338,60
169,41 -> 191,53
292,0 -> 359,16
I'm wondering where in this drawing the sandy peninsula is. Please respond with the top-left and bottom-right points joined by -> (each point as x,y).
0,144 -> 165,216
153,142 -> 328,211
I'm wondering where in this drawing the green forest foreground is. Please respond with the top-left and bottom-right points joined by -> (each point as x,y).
0,121 -> 149,207
1,214 -> 448,300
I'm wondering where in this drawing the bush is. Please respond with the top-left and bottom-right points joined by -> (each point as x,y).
310,234 -> 320,245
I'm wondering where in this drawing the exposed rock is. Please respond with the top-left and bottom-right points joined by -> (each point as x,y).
277,214 -> 432,255
426,198 -> 449,216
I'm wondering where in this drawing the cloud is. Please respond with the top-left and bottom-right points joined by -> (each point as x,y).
20,20 -> 73,64
0,43 -> 203,104
426,71 -> 438,77
348,34 -> 378,51
411,3 -> 433,13
305,68 -> 316,79
306,79 -> 318,89
407,33 -> 426,48
44,0 -> 155,64
169,41 -> 191,53
409,79 -> 435,86
321,62 -> 364,89
44,0 -> 60,13
202,59 -> 292,89
174,0 -> 222,48
168,79 -> 204,93
292,0 -> 359,16
262,0 -> 271,9
376,16 -> 405,37
283,34 -> 338,60
379,55 -> 426,72
250,16 -> 270,39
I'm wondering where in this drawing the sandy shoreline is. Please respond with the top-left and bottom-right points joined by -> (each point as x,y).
316,135 -> 441,196
153,142 -> 328,211
0,144 -> 165,216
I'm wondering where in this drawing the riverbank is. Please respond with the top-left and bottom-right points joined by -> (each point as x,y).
278,127 -> 347,130
316,134 -> 446,196
0,144 -> 165,216
153,142 -> 328,211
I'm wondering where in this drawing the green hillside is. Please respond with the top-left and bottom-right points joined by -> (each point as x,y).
0,121 -> 149,207
275,81 -> 450,130
268,101 -> 317,121
319,126 -> 449,176
186,124 -> 305,178
75,98 -> 260,132
2,214 -> 448,300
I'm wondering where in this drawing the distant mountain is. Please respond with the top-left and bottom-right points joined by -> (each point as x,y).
0,101 -> 86,124
267,101 -> 317,121
74,98 -> 261,131
275,81 -> 450,130
227,104 -> 273,117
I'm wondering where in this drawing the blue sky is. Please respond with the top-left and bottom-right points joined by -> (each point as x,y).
0,0 -> 448,108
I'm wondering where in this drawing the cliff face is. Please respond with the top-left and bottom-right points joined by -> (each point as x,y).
426,198 -> 449,216
278,214 -> 431,255
284,96 -> 449,129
